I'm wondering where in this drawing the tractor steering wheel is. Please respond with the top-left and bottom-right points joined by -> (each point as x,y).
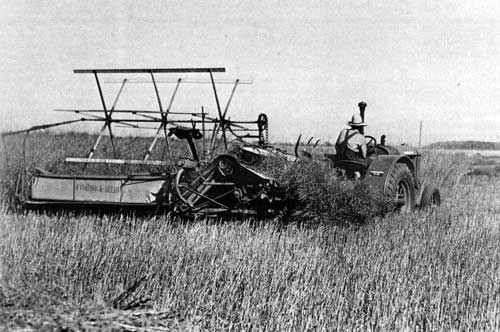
365,135 -> 377,155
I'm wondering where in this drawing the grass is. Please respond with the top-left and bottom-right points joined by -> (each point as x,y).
2,178 -> 500,330
420,149 -> 471,190
1,132 -> 499,331
258,158 -> 393,225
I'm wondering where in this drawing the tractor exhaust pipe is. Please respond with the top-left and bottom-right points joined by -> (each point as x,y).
358,101 -> 367,135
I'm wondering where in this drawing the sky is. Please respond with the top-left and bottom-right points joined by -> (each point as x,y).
1,0 -> 500,145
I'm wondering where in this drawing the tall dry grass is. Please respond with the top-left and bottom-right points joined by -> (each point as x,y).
420,149 -> 471,191
259,158 -> 393,225
1,175 -> 499,330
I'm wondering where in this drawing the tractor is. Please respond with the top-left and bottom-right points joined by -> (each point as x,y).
324,102 -> 441,211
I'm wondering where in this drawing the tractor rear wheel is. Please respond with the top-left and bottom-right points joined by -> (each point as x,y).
420,184 -> 441,208
386,163 -> 416,212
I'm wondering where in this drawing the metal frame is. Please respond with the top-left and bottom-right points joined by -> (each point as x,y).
71,67 -> 266,165
74,68 -> 226,74
0,67 -> 270,204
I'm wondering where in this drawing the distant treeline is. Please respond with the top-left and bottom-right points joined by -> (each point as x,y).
425,141 -> 500,150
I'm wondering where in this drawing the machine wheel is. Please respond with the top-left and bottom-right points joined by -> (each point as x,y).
386,163 -> 416,212
174,167 -> 231,212
420,184 -> 441,208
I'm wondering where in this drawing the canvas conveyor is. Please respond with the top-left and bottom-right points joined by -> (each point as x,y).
25,171 -> 168,207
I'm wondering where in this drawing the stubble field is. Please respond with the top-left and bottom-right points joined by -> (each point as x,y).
1,132 -> 499,331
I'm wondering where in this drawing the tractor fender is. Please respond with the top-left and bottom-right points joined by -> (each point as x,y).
365,155 -> 416,194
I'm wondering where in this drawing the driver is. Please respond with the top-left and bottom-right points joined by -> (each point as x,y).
335,114 -> 367,162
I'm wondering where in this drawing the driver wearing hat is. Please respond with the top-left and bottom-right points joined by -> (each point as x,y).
335,114 -> 367,162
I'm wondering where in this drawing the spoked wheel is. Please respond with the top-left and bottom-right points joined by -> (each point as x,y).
386,163 -> 416,212
173,155 -> 274,215
174,167 -> 234,213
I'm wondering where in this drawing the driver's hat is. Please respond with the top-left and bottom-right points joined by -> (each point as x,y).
347,114 -> 367,127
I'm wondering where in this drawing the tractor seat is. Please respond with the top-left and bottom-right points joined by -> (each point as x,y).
168,126 -> 203,140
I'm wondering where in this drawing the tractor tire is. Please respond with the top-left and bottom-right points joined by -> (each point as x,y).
386,163 -> 416,212
420,184 -> 441,209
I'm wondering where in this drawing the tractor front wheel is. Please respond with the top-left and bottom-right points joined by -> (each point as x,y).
420,184 -> 441,208
386,163 -> 416,212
